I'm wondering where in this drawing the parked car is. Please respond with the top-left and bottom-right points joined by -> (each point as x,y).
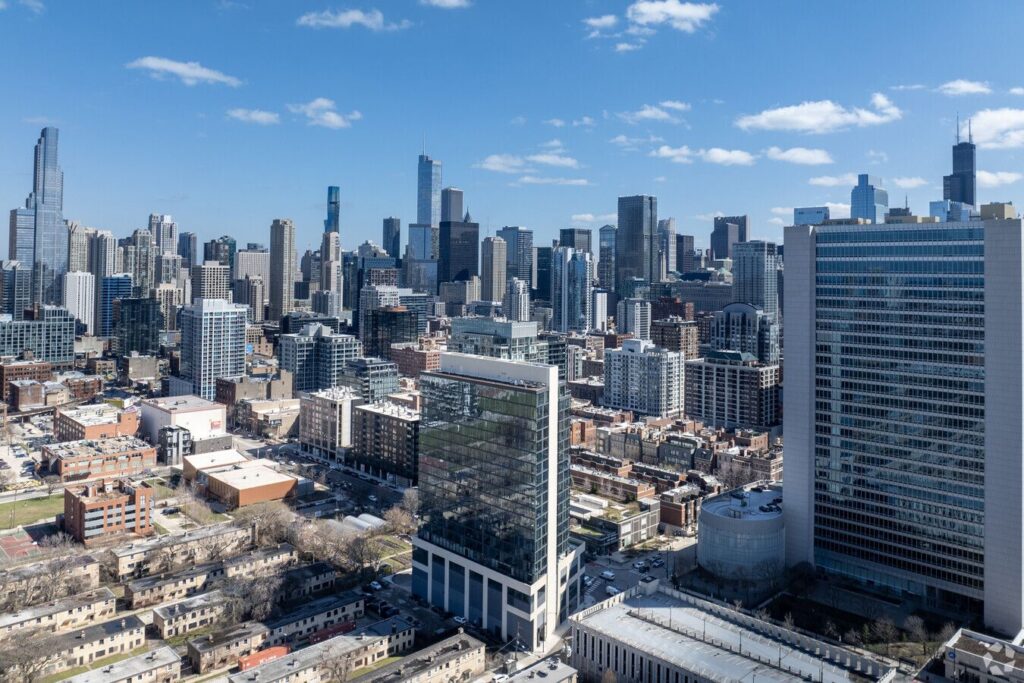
369,581 -> 383,591
605,585 -> 621,596
601,570 -> 615,581
453,616 -> 467,625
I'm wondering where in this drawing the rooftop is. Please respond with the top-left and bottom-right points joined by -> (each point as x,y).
62,646 -> 179,683
307,386 -> 361,401
152,590 -> 224,621
347,631 -> 485,682
1,553 -> 98,580
208,464 -> 296,490
0,587 -> 115,631
354,401 -> 420,421
46,615 -> 145,654
184,449 -> 249,472
507,659 -> 578,682
226,631 -> 387,682
141,395 -> 223,413
189,621 -> 270,653
45,435 -> 152,459
574,587 -> 892,683
57,403 -> 133,426
265,592 -> 363,630
111,522 -> 244,558
358,615 -> 415,638
701,482 -> 783,521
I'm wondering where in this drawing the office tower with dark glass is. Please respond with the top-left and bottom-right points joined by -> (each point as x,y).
441,187 -> 463,224
418,154 -> 442,227
657,218 -> 676,279
325,185 -> 341,233
598,224 -> 616,290
615,196 -> 657,298
710,215 -> 748,260
732,240 -> 779,320
551,247 -> 593,333
850,174 -> 889,223
532,245 -> 553,302
496,226 -> 534,287
785,207 -> 1024,635
558,228 -> 592,254
382,217 -> 401,259
676,233 -> 695,274
413,353 -> 583,650
944,122 -> 977,207
177,231 -> 198,270
439,216 -> 479,283
9,127 -> 66,304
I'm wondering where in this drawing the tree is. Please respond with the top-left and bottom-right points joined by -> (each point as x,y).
783,612 -> 795,631
600,671 -> 618,683
350,534 -> 388,575
175,485 -> 219,526
843,628 -> 863,646
937,621 -> 958,644
400,488 -> 420,516
383,505 -> 416,535
904,615 -> 929,659
0,630 -> 61,682
823,620 -> 839,641
42,475 -> 61,496
232,501 -> 293,546
871,617 -> 898,656
0,469 -> 14,491
319,641 -> 356,683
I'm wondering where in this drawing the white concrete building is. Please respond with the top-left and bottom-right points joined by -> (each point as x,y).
62,270 -> 95,335
138,395 -> 227,445
603,338 -> 683,418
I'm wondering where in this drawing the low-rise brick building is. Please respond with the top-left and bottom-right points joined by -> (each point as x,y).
44,435 -> 156,482
0,587 -> 116,638
54,404 -> 139,442
188,621 -> 270,673
110,523 -> 253,579
152,590 -> 226,639
63,479 -> 155,545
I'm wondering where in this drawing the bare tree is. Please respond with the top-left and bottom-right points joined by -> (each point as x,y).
783,612 -> 795,631
350,534 -> 388,575
823,619 -> 839,641
844,628 -> 863,646
232,501 -> 293,546
0,469 -> 15,491
600,670 -> 618,683
383,505 -> 416,535
0,630 -> 61,682
903,615 -> 929,659
871,617 -> 898,656
400,488 -> 420,515
42,475 -> 61,496
319,642 -> 355,683
937,621 -> 958,644
176,485 -> 219,526
38,530 -> 75,552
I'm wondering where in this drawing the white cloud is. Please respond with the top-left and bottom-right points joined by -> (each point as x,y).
227,108 -> 280,125
0,2 -> 8,9
126,56 -> 242,87
19,0 -> 43,12
767,217 -> 785,226
517,176 -> 590,186
583,14 -> 617,29
825,202 -> 851,219
699,147 -> 755,166
615,42 -> 643,52
770,207 -> 793,216
572,116 -> 596,127
509,115 -> 527,126
544,118 -> 566,128
736,93 -> 901,134
653,176 -> 667,182
809,173 -> 858,187
660,100 -> 691,111
867,149 -> 888,164
764,146 -> 833,165
977,170 -> 1023,188
968,108 -> 1024,149
889,84 -> 926,91
618,104 -> 680,124
296,8 -> 410,31
891,176 -> 928,189
420,0 -> 470,7
540,139 -> 563,150
477,154 -> 527,174
610,134 -> 663,151
694,211 -> 725,222
650,145 -> 693,163
287,98 -> 361,129
1011,87 -> 1024,96
626,0 -> 719,33
526,153 -> 580,169
571,212 -> 617,222
936,79 -> 992,96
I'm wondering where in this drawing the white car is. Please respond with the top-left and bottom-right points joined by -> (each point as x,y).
453,616 -> 467,625
368,494 -> 378,503
492,676 -> 509,683
369,581 -> 383,591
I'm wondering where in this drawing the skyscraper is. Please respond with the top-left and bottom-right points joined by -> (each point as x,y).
62,270 -> 95,335
850,174 -> 889,223
732,240 -> 779,320
203,235 -> 237,270
710,215 -> 749,260
280,323 -> 363,394
191,261 -> 232,301
417,153 -> 442,226
503,277 -> 530,322
496,226 -> 534,287
532,245 -> 553,302
558,227 -> 592,254
598,224 -> 616,290
785,207 -> 1024,634
177,231 -> 198,270
325,185 -> 341,233
657,218 -> 677,280
115,297 -> 163,355
603,339 -> 683,418
67,222 -> 95,274
615,195 -> 657,298
99,273 -> 133,337
413,353 -> 583,650
234,245 -> 270,288
0,261 -> 32,321
944,121 -> 977,207
9,128 -> 66,305
269,218 -> 296,321
616,297 -> 651,340
438,216 -> 479,284
676,233 -> 695,274
149,214 -> 177,255
88,230 -> 117,334
480,236 -> 507,302
441,187 -> 463,223
175,298 -> 247,401
551,247 -> 594,333
382,217 -> 401,259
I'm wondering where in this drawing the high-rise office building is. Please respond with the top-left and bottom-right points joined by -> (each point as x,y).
732,240 -> 779,320
439,216 -> 479,284
592,289 -> 609,332
711,302 -> 780,364
124,228 -> 156,297
0,261 -> 32,321
794,206 -> 830,225
480,236 -> 507,302
358,284 -> 401,341
338,357 -> 400,403
191,261 -> 232,302
532,245 -> 553,302
603,338 -> 683,418
67,222 -> 95,274
382,217 -> 401,259
616,297 -> 651,340
280,322 -> 363,394
99,273 -> 133,337
684,351 -> 781,430
177,231 -> 198,270
657,218 -> 677,279
62,271 -> 94,334
785,208 -> 1024,634
155,253 -> 182,285
850,174 -> 889,223
325,185 -> 341,233
234,275 -> 265,322
598,224 -> 616,290
363,305 -> 419,359
503,277 -> 530,322
88,230 -> 117,334
234,245 -> 270,287
496,226 -> 534,287
441,187 -> 463,224
551,247 -> 593,333
615,196 -> 657,297
676,233 -> 695,274
115,297 -> 163,355
417,153 -> 442,227
559,228 -> 592,254
203,235 -> 236,270
710,215 -> 749,260
944,121 -> 977,208
154,283 -> 184,332
0,306 -> 74,367
407,224 -> 437,261
9,128 -> 65,305
269,218 -> 296,321
413,353 -> 583,650
149,214 -> 177,255
175,298 -> 247,401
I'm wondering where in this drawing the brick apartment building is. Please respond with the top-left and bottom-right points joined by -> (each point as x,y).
44,436 -> 157,482
63,479 -> 155,544
54,404 -> 140,442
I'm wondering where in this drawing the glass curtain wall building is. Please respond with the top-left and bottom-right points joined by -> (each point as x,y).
785,213 -> 1024,635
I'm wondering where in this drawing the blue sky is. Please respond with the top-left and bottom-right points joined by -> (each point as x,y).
2,1 -> 1023,254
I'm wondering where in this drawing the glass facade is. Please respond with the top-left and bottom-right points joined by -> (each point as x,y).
417,370 -> 570,585
850,174 -> 889,223
417,154 -> 441,227
615,195 -> 657,297
812,223 -> 985,607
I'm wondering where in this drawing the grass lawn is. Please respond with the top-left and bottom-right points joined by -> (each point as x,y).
349,655 -> 404,678
166,624 -> 216,648
0,493 -> 64,530
40,645 -> 150,683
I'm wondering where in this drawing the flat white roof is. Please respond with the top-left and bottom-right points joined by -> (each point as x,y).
62,646 -> 180,683
184,449 -> 248,471
209,464 -> 295,490
142,395 -> 223,412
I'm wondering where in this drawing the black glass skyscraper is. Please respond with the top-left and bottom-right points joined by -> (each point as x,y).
382,217 -> 401,259
438,216 -> 479,283
710,215 -> 749,260
615,195 -> 657,298
558,228 -> 592,254
325,185 -> 340,233
944,123 -> 977,207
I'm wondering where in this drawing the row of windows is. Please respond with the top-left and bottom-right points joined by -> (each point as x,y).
815,533 -> 983,590
816,243 -> 984,258
815,508 -> 984,555
818,260 -> 983,274
816,227 -> 984,243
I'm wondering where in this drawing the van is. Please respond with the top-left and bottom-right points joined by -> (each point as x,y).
600,570 -> 615,581
605,585 -> 621,597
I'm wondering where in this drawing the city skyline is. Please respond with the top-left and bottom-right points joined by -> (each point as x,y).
1,3 -> 1023,253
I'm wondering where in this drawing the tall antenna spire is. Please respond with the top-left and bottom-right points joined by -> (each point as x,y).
956,113 -> 960,144
421,133 -> 426,155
